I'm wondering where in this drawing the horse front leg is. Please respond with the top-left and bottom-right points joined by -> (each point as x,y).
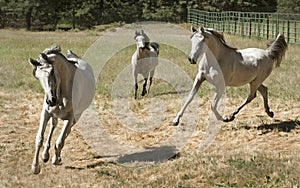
211,84 -> 226,121
52,117 -> 75,166
148,70 -> 155,95
42,116 -> 58,163
133,72 -> 138,99
172,74 -> 205,126
141,78 -> 148,97
32,107 -> 51,174
257,84 -> 274,118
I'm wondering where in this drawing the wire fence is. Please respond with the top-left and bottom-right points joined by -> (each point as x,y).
188,9 -> 300,45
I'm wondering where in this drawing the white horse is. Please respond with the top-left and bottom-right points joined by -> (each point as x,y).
29,45 -> 95,174
173,26 -> 287,125
132,30 -> 159,99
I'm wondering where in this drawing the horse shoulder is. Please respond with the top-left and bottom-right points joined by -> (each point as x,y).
131,51 -> 138,64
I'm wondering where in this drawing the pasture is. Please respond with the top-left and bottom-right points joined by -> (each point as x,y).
0,24 -> 300,187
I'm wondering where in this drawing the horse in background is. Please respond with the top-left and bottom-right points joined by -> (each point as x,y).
132,30 -> 159,99
172,26 -> 287,125
29,45 -> 95,174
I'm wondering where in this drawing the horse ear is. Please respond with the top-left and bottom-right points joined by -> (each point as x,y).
191,26 -> 197,33
29,58 -> 41,67
200,27 -> 205,33
134,30 -> 139,39
40,53 -> 53,64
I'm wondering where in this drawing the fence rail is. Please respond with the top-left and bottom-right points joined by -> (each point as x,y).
188,9 -> 300,45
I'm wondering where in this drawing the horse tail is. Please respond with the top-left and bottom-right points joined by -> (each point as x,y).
150,42 -> 159,55
266,34 -> 288,67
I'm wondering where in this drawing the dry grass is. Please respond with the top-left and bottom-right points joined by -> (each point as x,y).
0,27 -> 300,187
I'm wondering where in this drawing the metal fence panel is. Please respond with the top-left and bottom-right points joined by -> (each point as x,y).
188,9 -> 300,45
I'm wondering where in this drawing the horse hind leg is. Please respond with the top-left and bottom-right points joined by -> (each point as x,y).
226,82 -> 259,122
258,84 -> 274,117
134,83 -> 138,99
42,116 -> 58,163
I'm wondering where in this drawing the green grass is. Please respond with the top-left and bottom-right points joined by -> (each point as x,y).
1,29 -> 299,101
0,29 -> 99,92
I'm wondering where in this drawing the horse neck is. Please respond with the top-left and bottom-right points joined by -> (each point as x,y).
53,55 -> 76,92
136,48 -> 148,59
206,38 -> 234,62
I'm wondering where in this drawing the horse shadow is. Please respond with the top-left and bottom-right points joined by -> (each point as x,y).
65,145 -> 180,170
116,145 -> 179,164
257,120 -> 300,134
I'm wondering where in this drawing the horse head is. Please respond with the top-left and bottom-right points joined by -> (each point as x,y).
134,30 -> 150,51
29,53 -> 58,107
188,26 -> 212,64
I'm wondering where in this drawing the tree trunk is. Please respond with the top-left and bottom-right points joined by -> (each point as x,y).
25,7 -> 33,30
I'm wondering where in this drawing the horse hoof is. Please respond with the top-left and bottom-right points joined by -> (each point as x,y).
223,116 -> 235,122
42,153 -> 50,163
32,164 -> 41,174
171,120 -> 179,126
52,156 -> 62,166
267,111 -> 274,118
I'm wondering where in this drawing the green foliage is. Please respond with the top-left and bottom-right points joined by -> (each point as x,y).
277,0 -> 300,14
0,0 -> 293,30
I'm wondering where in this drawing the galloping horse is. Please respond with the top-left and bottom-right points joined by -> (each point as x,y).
173,26 -> 287,125
132,30 -> 159,99
29,45 -> 95,174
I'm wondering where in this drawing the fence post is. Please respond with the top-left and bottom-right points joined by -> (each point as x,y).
287,19 -> 290,43
295,21 -> 297,43
258,13 -> 261,38
267,16 -> 269,39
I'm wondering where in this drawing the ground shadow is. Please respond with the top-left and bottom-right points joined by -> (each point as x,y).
152,90 -> 190,97
257,120 -> 300,134
117,145 -> 179,164
65,146 -> 180,170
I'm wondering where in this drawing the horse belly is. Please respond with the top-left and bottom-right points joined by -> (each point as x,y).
226,73 -> 256,87
136,59 -> 158,77
224,64 -> 257,87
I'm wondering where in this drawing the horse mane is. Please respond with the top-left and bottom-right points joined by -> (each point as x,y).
266,34 -> 288,67
43,44 -> 77,65
206,28 -> 237,50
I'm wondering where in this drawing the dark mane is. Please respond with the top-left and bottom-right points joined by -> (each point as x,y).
206,28 -> 237,50
43,44 -> 77,65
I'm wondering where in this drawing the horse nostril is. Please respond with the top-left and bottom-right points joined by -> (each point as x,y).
188,57 -> 196,64
46,97 -> 57,106
52,97 -> 57,105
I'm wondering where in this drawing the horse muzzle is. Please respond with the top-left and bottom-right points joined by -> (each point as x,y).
46,97 -> 57,106
188,57 -> 197,64
139,46 -> 146,51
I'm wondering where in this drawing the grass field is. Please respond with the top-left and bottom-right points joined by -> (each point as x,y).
0,25 -> 300,187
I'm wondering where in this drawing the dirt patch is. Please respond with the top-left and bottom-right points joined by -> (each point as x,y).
0,90 -> 299,186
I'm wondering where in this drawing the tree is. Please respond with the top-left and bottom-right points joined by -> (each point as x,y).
277,0 -> 300,14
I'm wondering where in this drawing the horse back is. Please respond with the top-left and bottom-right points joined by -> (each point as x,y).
150,42 -> 159,55
72,60 -> 95,115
